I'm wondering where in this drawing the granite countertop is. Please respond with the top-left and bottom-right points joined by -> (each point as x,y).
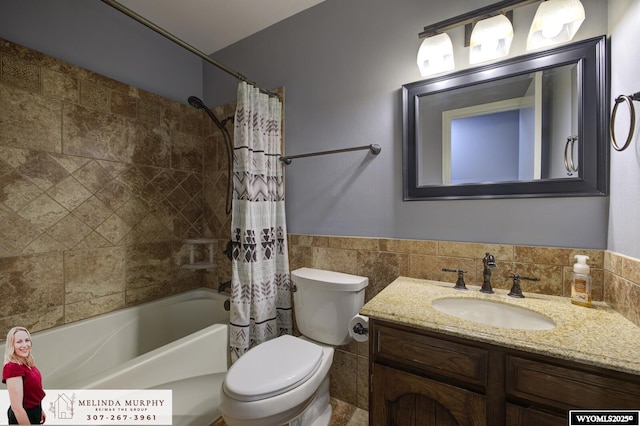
360,277 -> 640,375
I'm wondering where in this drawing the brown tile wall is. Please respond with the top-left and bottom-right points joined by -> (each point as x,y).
605,251 -> 640,327
288,233 -> 640,410
0,37 -> 231,333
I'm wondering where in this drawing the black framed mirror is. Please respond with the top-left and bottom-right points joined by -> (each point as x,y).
402,36 -> 609,200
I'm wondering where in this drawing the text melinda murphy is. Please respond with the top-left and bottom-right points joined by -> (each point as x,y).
0,389 -> 172,425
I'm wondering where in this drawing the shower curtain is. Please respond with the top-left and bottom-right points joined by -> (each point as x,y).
229,82 -> 292,362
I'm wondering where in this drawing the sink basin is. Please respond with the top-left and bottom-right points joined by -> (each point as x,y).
431,298 -> 556,330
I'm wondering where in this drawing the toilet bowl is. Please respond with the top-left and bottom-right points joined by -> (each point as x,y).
220,335 -> 334,426
220,268 -> 368,426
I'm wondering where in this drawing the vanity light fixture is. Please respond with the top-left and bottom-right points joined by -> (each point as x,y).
417,32 -> 455,76
417,0 -> 539,75
469,14 -> 514,64
526,0 -> 585,50
416,0 -> 587,74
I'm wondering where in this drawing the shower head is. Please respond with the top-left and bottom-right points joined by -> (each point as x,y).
187,96 -> 234,127
188,96 -> 206,110
187,95 -> 223,129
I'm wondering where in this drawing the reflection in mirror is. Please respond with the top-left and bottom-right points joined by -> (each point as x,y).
418,64 -> 578,186
403,36 -> 609,200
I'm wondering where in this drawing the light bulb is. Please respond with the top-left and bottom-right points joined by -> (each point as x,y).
542,20 -> 563,39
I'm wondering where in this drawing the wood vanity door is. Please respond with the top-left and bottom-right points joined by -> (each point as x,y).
371,363 -> 486,426
505,403 -> 566,426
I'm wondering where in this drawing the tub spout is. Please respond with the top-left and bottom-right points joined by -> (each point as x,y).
218,280 -> 232,293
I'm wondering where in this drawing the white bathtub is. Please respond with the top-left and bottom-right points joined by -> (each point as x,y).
7,288 -> 230,426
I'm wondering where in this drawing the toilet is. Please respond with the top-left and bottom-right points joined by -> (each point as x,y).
220,267 -> 368,426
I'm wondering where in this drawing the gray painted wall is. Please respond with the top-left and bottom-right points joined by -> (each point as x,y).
608,0 -> 640,259
0,0 -> 202,104
205,0 -> 609,248
1,0 -> 631,252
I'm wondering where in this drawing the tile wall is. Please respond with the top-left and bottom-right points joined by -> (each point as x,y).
0,37 -> 231,333
605,251 -> 640,327
287,234 -> 640,409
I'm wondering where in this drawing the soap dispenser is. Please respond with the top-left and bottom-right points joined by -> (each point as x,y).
571,255 -> 592,307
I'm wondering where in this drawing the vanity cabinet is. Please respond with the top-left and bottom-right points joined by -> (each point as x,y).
370,319 -> 640,426
505,356 -> 640,426
504,404 -> 565,426
372,364 -> 485,425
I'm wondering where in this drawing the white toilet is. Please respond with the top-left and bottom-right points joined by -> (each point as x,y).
220,267 -> 368,426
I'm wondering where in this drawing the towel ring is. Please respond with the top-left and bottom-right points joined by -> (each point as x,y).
610,92 -> 640,152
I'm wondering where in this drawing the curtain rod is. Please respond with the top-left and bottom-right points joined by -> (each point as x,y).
100,0 -> 280,99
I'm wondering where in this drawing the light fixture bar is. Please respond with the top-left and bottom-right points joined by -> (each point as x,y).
418,0 -> 541,39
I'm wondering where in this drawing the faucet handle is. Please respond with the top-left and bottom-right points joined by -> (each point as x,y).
507,274 -> 539,298
442,268 -> 468,291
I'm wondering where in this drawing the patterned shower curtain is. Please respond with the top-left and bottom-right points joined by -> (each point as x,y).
229,82 -> 292,362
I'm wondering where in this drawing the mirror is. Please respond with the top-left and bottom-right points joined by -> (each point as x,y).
403,36 -> 609,200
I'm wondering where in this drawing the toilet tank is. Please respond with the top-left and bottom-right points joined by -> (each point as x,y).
291,267 -> 368,346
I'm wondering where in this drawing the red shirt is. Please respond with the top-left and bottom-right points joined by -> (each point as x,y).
2,362 -> 46,408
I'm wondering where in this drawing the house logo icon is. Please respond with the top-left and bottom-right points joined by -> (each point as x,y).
50,393 -> 75,420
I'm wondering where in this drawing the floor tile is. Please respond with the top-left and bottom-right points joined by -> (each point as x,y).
209,398 -> 368,425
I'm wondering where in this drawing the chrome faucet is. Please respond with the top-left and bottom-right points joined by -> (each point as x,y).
480,253 -> 497,294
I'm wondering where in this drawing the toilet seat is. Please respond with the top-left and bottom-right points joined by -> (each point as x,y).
223,335 -> 323,401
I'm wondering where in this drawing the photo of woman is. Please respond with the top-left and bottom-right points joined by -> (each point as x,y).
2,327 -> 46,425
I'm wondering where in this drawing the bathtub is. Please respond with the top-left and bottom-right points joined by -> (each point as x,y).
5,288 -> 230,426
